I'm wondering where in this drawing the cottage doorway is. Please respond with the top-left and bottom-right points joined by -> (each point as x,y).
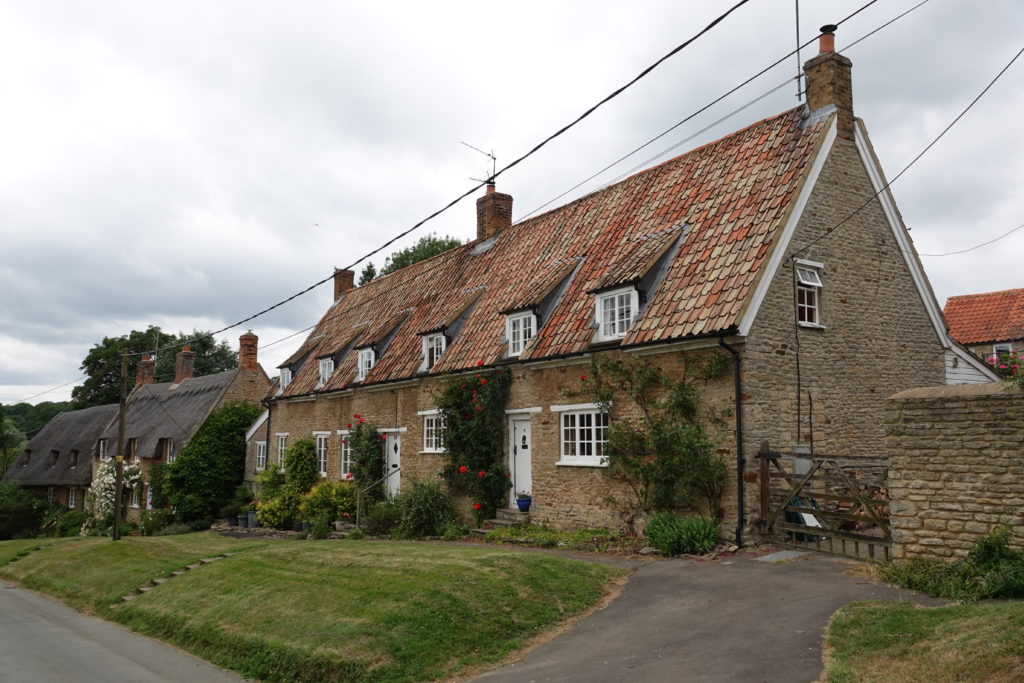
508,417 -> 532,507
384,433 -> 401,498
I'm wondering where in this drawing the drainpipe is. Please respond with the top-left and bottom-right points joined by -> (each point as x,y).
718,334 -> 744,547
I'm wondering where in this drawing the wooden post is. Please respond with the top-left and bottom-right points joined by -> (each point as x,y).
113,353 -> 127,541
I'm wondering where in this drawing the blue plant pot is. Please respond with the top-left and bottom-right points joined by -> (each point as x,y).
516,498 -> 532,513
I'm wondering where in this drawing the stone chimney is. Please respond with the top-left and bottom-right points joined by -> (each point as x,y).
135,355 -> 155,387
476,184 -> 513,241
239,331 -> 259,371
803,24 -> 854,140
333,268 -> 355,300
174,346 -> 195,384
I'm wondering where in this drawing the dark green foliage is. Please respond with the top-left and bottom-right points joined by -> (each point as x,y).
39,506 -> 91,537
364,501 -> 401,536
255,468 -> 285,502
573,353 -> 730,531
300,481 -> 354,539
878,525 -> 1024,601
436,368 -> 513,522
347,421 -> 385,502
283,439 -> 318,494
380,233 -> 462,276
357,262 -> 377,286
164,401 -> 262,522
0,482 -> 45,539
140,509 -> 175,536
218,484 -> 252,519
394,480 -> 457,539
643,513 -> 719,556
71,326 -> 237,408
152,522 -> 194,536
148,463 -> 170,509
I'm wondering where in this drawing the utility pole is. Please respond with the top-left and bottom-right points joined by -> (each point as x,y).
113,353 -> 127,541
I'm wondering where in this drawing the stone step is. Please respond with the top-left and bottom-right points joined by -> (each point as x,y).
495,508 -> 530,524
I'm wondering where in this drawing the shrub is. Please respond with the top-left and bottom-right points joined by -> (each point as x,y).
188,519 -> 212,531
284,439 -> 319,494
0,482 -> 46,539
300,480 -> 348,538
140,509 -> 175,536
258,485 -> 301,530
58,509 -> 90,536
148,463 -> 171,509
348,421 -> 385,502
153,522 -> 193,536
441,521 -> 468,541
363,501 -> 401,536
219,484 -> 252,519
393,480 -> 457,539
644,513 -> 719,556
256,467 -> 285,503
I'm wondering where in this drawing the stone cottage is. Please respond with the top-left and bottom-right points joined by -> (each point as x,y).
94,332 -> 271,520
944,287 -> 1024,362
245,29 -> 995,542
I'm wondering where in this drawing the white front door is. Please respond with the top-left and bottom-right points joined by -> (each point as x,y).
384,433 -> 401,498
508,417 -> 532,506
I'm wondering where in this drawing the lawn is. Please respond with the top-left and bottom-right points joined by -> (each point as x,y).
823,600 -> 1024,682
0,534 -> 623,682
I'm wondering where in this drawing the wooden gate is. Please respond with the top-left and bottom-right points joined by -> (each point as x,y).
757,443 -> 891,561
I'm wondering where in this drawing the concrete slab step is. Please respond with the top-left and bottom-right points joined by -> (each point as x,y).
495,508 -> 530,524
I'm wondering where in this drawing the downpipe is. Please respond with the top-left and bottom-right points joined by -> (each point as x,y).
718,334 -> 744,547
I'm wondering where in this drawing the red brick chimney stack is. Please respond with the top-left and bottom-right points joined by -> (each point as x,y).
239,331 -> 259,371
476,183 -> 513,241
135,355 -> 155,387
333,268 -> 355,300
803,24 -> 854,140
174,346 -> 195,384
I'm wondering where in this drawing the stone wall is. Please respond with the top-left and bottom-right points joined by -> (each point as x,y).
887,382 -> 1023,560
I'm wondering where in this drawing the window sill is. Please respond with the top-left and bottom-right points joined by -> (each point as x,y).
798,322 -> 826,330
418,449 -> 446,455
555,459 -> 608,468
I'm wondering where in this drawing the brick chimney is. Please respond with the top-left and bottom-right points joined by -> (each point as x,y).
803,24 -> 854,140
239,331 -> 259,371
476,184 -> 513,241
135,355 -> 155,387
174,346 -> 195,384
333,268 -> 355,300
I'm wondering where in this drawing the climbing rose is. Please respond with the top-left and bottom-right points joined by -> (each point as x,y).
380,434 -> 387,440
344,472 -> 353,480
477,470 -> 486,478
347,423 -> 352,428
581,375 -> 586,381
459,465 -> 468,474
480,379 -> 487,385
354,413 -> 361,419
476,360 -> 484,366
473,503 -> 482,510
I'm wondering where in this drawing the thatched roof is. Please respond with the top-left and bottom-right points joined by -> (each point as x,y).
3,403 -> 117,487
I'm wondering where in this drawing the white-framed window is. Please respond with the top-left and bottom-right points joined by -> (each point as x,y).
422,413 -> 446,452
993,343 -> 1014,357
317,358 -> 334,387
340,433 -> 353,477
506,312 -> 536,357
162,439 -> 175,463
68,487 -> 77,509
256,441 -> 267,471
276,433 -> 288,470
83,489 -> 90,512
595,286 -> 638,341
131,484 -> 141,508
279,367 -> 292,391
357,348 -> 375,381
422,333 -> 446,370
145,484 -> 152,510
556,407 -> 609,466
98,439 -> 109,461
795,260 -> 824,327
314,432 -> 330,476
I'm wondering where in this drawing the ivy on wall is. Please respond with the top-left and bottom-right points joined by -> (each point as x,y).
436,367 -> 513,521
347,416 -> 385,503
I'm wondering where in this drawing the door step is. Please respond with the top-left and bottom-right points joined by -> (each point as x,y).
477,508 -> 531,532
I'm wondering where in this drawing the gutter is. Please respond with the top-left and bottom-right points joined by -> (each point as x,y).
718,333 -> 744,547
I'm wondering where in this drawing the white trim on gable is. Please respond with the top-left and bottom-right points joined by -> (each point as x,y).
738,116 -> 838,336
852,122 -> 997,384
245,410 -> 269,442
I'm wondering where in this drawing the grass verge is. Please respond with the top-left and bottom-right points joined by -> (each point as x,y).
823,600 -> 1024,682
481,524 -> 644,553
0,534 -> 623,682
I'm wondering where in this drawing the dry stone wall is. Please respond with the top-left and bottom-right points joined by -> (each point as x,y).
887,382 -> 1023,560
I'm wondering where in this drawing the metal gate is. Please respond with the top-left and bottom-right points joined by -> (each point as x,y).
757,442 -> 891,561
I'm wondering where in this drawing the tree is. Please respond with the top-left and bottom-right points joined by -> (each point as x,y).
71,327 -> 237,409
380,233 -> 462,276
358,262 -> 377,286
0,405 -> 27,478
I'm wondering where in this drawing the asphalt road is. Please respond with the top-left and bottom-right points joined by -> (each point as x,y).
0,580 -> 244,682
473,550 -> 945,683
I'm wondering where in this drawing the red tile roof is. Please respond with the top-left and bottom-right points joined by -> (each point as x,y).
944,288 -> 1024,345
278,106 -> 829,397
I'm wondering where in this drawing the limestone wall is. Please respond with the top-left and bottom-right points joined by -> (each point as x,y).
887,382 -> 1023,560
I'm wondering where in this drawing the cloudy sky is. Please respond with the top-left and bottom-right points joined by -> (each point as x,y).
2,0 -> 1022,405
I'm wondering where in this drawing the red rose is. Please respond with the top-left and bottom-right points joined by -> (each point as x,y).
459,465 -> 468,474
581,375 -> 586,381
476,360 -> 483,366
477,470 -> 486,478
480,379 -> 487,385
358,418 -> 365,424
473,503 -> 482,510
354,414 -> 361,419
380,434 -> 387,440
342,439 -> 347,444
347,423 -> 352,428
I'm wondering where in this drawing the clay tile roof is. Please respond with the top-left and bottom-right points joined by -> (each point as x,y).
276,106 -> 829,397
944,288 -> 1024,345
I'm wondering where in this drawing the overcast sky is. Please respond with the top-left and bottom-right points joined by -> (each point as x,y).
2,0 -> 1022,405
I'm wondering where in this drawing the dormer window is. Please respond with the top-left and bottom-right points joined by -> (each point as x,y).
795,260 -> 824,328
357,348 -> 375,381
69,450 -> 79,468
317,358 -> 334,388
48,450 -> 59,467
506,312 -> 536,357
422,333 -> 446,370
595,286 -> 638,341
98,439 -> 108,460
279,367 -> 293,390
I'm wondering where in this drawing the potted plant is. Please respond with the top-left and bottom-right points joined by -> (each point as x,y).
515,491 -> 532,512
246,501 -> 260,528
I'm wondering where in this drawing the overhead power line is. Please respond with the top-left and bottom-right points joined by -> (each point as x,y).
918,221 -> 1024,257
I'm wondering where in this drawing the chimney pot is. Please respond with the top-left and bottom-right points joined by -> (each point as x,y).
174,347 -> 196,384
135,355 -> 155,388
476,185 -> 513,241
818,25 -> 837,54
333,268 -> 355,300
239,331 -> 259,372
